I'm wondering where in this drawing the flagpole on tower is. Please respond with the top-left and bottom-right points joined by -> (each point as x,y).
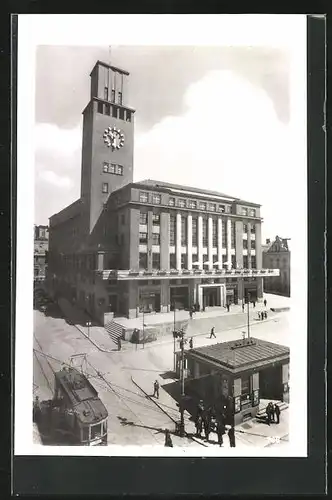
108,45 -> 112,66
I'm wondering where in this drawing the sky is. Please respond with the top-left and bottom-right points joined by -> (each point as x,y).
35,44 -> 293,242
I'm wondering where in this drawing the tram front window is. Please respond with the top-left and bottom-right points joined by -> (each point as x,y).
91,423 -> 102,440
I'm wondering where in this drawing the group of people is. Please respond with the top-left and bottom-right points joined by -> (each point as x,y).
258,310 -> 268,320
195,400 -> 236,447
266,402 -> 281,425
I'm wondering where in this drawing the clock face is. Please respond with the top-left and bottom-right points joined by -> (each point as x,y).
103,126 -> 125,151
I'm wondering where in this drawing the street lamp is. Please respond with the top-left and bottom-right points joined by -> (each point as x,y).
174,328 -> 187,437
247,291 -> 251,340
173,301 -> 176,372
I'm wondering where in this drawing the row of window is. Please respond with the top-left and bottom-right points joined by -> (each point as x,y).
139,212 -> 160,225
139,191 -> 233,214
243,239 -> 256,249
241,207 -> 257,217
103,162 -> 123,176
97,101 -> 132,122
139,232 -> 160,245
103,87 -> 122,104
138,253 -> 257,270
243,223 -> 256,234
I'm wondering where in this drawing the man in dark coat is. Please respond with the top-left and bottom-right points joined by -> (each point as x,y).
210,326 -> 216,339
195,414 -> 203,438
164,429 -> 173,447
216,419 -> 225,447
266,403 -> 271,425
269,402 -> 275,422
189,337 -> 193,349
274,403 -> 281,424
153,380 -> 160,399
203,413 -> 211,442
228,425 -> 236,447
264,299 -> 267,307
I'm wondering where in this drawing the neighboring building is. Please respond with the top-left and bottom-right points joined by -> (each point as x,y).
47,60 -> 279,323
34,225 -> 49,281
263,236 -> 290,297
184,337 -> 290,426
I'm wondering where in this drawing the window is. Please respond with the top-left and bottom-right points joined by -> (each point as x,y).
152,193 -> 161,204
209,203 -> 216,212
169,215 -> 176,245
243,239 -> 248,249
243,255 -> 249,269
181,254 -> 187,269
192,218 -> 198,246
231,255 -> 236,269
126,110 -> 132,122
102,182 -> 109,194
192,254 -> 198,265
115,165 -> 123,175
97,102 -> 103,114
243,223 -> 248,233
119,108 -> 125,120
140,212 -> 148,225
139,253 -> 147,270
213,255 -> 218,267
251,224 -> 256,234
105,103 -> 110,115
212,219 -> 218,247
178,198 -> 186,208
170,253 -> 176,269
104,87 -> 109,100
218,204 -> 225,213
112,105 -> 117,118
139,232 -> 148,244
249,208 -> 256,217
225,205 -> 231,214
152,213 -> 160,225
251,256 -> 256,269
222,220 -> 227,247
103,162 -> 123,175
181,216 -> 187,245
199,201 -> 207,210
241,375 -> 250,395
152,253 -> 160,270
111,89 -> 115,102
202,219 -> 208,247
242,207 -> 248,216
231,221 -> 236,248
188,199 -> 197,209
152,233 -> 160,245
169,197 -> 175,207
118,92 -> 123,105
251,240 -> 256,249
139,192 -> 149,203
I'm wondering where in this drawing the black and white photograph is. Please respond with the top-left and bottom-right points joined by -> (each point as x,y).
15,14 -> 308,457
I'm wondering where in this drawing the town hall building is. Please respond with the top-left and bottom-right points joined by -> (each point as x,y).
47,60 -> 279,324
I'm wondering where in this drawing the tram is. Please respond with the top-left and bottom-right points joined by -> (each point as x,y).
35,366 -> 108,446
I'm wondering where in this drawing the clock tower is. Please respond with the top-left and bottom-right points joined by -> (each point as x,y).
80,60 -> 135,233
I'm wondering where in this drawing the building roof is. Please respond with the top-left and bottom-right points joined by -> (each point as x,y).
55,368 -> 108,424
136,179 -> 261,207
188,337 -> 289,373
90,60 -> 130,76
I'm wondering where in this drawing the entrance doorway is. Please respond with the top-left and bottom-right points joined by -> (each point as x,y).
203,286 -> 220,308
139,292 -> 161,313
260,365 -> 283,401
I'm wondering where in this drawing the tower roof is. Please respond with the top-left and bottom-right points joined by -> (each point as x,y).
90,60 -> 129,76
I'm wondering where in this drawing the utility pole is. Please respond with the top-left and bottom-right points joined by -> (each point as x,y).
142,308 -> 145,349
178,328 -> 187,437
247,291 -> 250,340
173,302 -> 176,372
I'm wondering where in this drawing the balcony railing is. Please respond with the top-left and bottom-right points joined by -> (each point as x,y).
98,268 -> 280,280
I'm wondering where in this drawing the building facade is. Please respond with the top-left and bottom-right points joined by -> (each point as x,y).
47,60 -> 279,323
34,225 -> 49,282
263,236 -> 290,297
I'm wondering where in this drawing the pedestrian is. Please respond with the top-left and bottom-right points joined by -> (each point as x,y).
274,403 -> 281,424
264,311 -> 268,319
226,303 -> 230,312
266,403 -> 271,425
261,311 -> 264,321
197,400 -> 205,419
210,326 -> 216,339
117,337 -> 122,351
153,380 -> 160,399
270,402 -> 275,422
203,414 -> 211,442
258,311 -> 261,320
253,300 -> 256,308
164,429 -> 173,447
228,425 -> 236,447
216,419 -> 225,447
195,415 -> 203,438
242,303 -> 245,312
189,337 -> 193,349
264,299 -> 267,307
189,310 -> 193,320
33,395 -> 41,423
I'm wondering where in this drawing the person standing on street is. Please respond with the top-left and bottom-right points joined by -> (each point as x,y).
226,303 -> 230,312
203,412 -> 211,442
264,311 -> 268,319
189,310 -> 193,319
117,337 -> 122,351
253,300 -> 256,308
264,299 -> 267,307
164,429 -> 173,447
274,404 -> 281,424
228,425 -> 236,447
210,326 -> 216,339
216,418 -> 225,447
258,311 -> 261,320
270,402 -> 275,422
242,302 -> 245,312
189,337 -> 193,349
153,380 -> 160,399
266,403 -> 271,425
